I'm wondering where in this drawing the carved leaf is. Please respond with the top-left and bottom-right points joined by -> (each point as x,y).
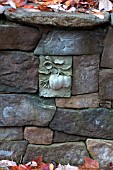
54,59 -> 65,65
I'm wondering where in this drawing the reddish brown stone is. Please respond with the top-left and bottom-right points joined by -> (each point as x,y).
24,127 -> 53,144
99,69 -> 113,100
0,51 -> 38,93
56,93 -> 99,108
72,55 -> 99,95
0,24 -> 42,51
101,27 -> 113,69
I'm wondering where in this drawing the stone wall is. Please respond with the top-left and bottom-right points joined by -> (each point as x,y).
0,10 -> 113,169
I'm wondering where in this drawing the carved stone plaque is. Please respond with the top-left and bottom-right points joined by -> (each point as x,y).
39,56 -> 72,97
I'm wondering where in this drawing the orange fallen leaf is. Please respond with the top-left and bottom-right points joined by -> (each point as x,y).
8,0 -> 27,8
9,165 -> 33,170
0,4 -> 5,13
23,4 -> 35,8
78,157 -> 99,170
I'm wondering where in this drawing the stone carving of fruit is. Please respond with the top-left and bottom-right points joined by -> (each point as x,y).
63,76 -> 71,88
49,74 -> 71,90
49,74 -> 64,90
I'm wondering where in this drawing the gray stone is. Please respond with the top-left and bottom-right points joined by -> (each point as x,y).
72,55 -> 99,95
86,138 -> 113,169
99,69 -> 113,100
39,55 -> 72,97
0,127 -> 23,141
4,8 -> 109,27
111,13 -> 113,26
0,51 -> 38,93
24,127 -> 53,144
101,27 -> 113,69
0,24 -> 42,51
0,140 -> 28,161
23,142 -> 89,165
53,131 -> 86,143
0,94 -> 56,126
56,93 -> 99,108
34,29 -> 106,56
49,108 -> 113,139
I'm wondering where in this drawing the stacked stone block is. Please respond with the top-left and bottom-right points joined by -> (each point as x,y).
0,19 -> 113,169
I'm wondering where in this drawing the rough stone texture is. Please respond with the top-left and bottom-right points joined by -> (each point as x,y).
99,100 -> 111,109
111,13 -> 113,26
0,24 -> 42,51
0,127 -> 23,141
86,139 -> 113,169
24,127 -> 53,144
53,131 -> 86,143
5,9 -> 110,27
0,140 -> 28,161
39,56 -> 72,97
23,142 -> 89,165
99,69 -> 113,100
0,94 -> 56,126
72,55 -> 99,95
49,108 -> 113,139
56,93 -> 99,108
101,27 -> 113,69
34,29 -> 106,56
0,51 -> 38,93
111,102 -> 113,108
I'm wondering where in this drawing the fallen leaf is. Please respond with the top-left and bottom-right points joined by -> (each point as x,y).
0,160 -> 17,167
10,165 -> 34,170
8,0 -> 27,8
0,4 -> 5,13
99,0 -> 113,11
56,164 -> 79,170
78,157 -> 99,170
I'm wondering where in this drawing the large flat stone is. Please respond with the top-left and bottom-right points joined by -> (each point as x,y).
0,94 -> 56,126
0,24 -> 42,51
53,131 -> 86,143
101,27 -> 113,69
99,69 -> 113,100
49,108 -> 113,139
0,51 -> 38,93
23,142 -> 89,165
56,93 -> 99,108
0,127 -> 23,141
5,8 -> 109,27
34,29 -> 106,55
24,127 -> 53,144
86,139 -> 113,169
72,55 -> 99,95
0,141 -> 28,161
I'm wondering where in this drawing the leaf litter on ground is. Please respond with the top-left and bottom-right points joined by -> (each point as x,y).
0,0 -> 113,19
0,156 -> 100,170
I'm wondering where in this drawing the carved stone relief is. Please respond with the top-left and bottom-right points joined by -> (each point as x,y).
39,55 -> 72,97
